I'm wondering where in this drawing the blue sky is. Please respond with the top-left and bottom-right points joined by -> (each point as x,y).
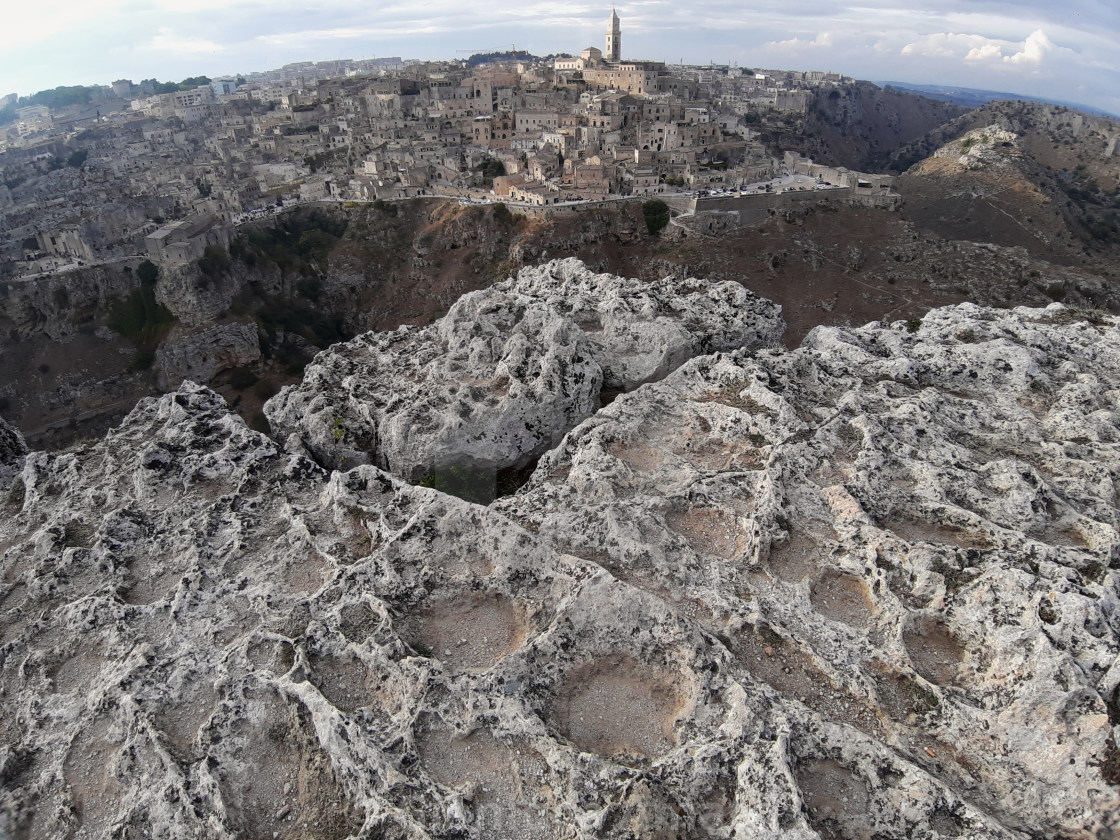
2,1 -> 1118,115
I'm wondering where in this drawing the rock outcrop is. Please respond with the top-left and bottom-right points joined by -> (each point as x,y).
265,258 -> 784,485
495,300 -> 1120,839
153,321 -> 262,392
2,287 -> 1119,839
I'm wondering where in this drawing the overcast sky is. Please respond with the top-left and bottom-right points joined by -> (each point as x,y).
3,1 -> 1118,115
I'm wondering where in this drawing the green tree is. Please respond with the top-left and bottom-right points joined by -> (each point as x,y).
198,244 -> 230,278
137,259 -> 159,286
642,199 -> 671,236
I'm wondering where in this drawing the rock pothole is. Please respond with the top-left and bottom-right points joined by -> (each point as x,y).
549,653 -> 691,759
48,648 -> 105,696
902,616 -> 965,686
664,506 -> 745,559
735,628 -> 877,734
215,687 -> 362,840
282,550 -> 328,594
416,723 -> 554,840
309,650 -> 384,713
247,638 -> 295,674
62,713 -> 122,837
885,517 -> 991,550
152,680 -> 217,763
122,562 -> 182,605
766,532 -> 822,582
608,439 -> 666,473
339,602 -> 380,643
398,591 -> 528,673
796,757 -> 873,840
870,666 -> 943,722
810,570 -> 875,628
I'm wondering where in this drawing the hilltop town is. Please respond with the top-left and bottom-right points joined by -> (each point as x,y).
0,11 -> 901,278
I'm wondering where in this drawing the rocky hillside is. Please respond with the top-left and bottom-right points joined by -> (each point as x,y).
2,263 -> 1119,839
891,101 -> 1120,270
770,82 -> 969,172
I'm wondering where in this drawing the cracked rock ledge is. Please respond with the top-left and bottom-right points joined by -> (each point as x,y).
1,259 -> 1118,840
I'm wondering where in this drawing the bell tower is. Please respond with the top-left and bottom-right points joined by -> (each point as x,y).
606,7 -> 621,63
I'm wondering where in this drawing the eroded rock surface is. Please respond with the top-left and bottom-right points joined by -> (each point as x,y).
495,300 -> 1120,839
2,292 -> 1119,840
264,258 -> 783,485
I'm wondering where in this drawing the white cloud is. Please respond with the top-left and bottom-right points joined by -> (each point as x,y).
0,0 -> 133,48
149,27 -> 225,54
765,31 -> 834,50
1004,28 -> 1054,64
901,32 -> 995,59
965,42 -> 1003,61
901,28 -> 1060,67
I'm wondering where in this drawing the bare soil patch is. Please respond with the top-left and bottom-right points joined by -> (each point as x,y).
339,601 -> 380,643
810,570 -> 875,629
417,723 -> 554,840
884,517 -> 991,550
766,532 -> 821,583
664,506 -> 745,559
152,680 -> 217,764
608,439 -> 666,473
398,590 -> 528,673
122,558 -> 182,605
309,650 -> 387,713
902,615 -> 965,686
796,757 -> 873,840
735,628 -> 878,735
216,687 -> 362,840
62,713 -> 122,837
550,653 -> 691,759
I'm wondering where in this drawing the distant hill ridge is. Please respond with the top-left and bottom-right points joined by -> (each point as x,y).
879,81 -> 1118,120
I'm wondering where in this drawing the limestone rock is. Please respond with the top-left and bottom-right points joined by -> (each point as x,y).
154,262 -> 247,327
264,258 -> 783,482
0,383 -> 795,840
4,294 -> 1120,840
153,321 -> 262,392
495,300 -> 1120,839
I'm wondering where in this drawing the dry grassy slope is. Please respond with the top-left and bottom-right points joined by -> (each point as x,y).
890,101 -> 1120,270
769,82 -> 969,172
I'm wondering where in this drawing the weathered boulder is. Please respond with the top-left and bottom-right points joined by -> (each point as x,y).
153,321 -> 262,391
154,261 -> 248,327
495,301 -> 1120,839
265,258 -> 783,485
